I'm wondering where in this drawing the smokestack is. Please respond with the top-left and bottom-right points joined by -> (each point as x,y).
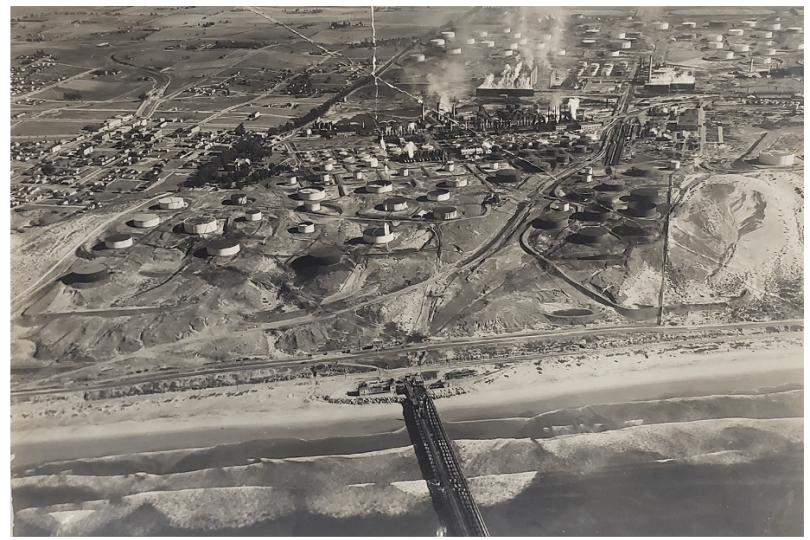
749,58 -> 754,72
648,55 -> 653,82
421,101 -> 426,119
437,101 -> 441,115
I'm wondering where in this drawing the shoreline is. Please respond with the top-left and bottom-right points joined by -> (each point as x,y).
11,341 -> 804,470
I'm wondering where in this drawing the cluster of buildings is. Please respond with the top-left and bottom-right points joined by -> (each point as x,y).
10,51 -> 61,96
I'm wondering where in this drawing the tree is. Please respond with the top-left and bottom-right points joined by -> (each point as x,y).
234,123 -> 246,136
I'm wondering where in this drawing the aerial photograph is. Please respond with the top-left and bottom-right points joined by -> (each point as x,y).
9,4 -> 804,536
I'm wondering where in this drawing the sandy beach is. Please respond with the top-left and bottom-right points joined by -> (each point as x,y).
11,335 -> 803,469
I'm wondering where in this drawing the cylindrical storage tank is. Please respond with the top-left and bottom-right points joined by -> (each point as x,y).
767,22 -> 781,31
731,43 -> 750,52
445,161 -> 455,172
287,176 -> 299,186
354,170 -> 364,180
682,22 -> 696,29
449,48 -> 462,54
504,49 -> 514,57
401,168 -> 409,177
495,169 -> 521,183
363,223 -> 395,244
758,150 -> 794,166
550,200 -> 571,211
366,180 -> 393,194
571,226 -> 609,244
719,51 -> 734,59
654,21 -> 669,30
535,211 -> 571,230
298,221 -> 315,233
231,193 -> 248,205
670,160 -> 681,170
609,50 -> 621,56
303,201 -> 322,212
321,173 -> 332,184
570,187 -> 596,203
596,181 -> 625,192
765,47 -> 777,56
105,233 -> 133,249
479,30 -> 488,38
629,199 -> 658,218
441,31 -> 455,39
158,197 -> 185,210
70,261 -> 109,283
427,189 -> 451,201
504,27 -> 511,34
728,28 -> 744,36
491,162 -> 500,170
432,206 -> 458,220
742,20 -> 757,28
324,162 -> 334,171
581,39 -> 597,46
787,27 -> 803,33
482,40 -> 495,48
245,209 -> 262,221
383,196 -> 409,211
708,34 -> 723,42
513,32 -> 521,38
410,53 -> 426,62
132,212 -> 159,228
614,31 -> 627,38
298,187 -> 326,201
707,42 -> 723,49
369,157 -> 379,168
761,31 -> 773,38
343,156 -> 356,164
519,38 -> 528,45
763,56 -> 772,64
557,49 -> 566,55
184,215 -> 218,234
445,177 -> 468,188
466,38 -> 476,45
621,40 -> 632,49
430,38 -> 446,47
631,187 -> 661,204
207,238 -> 240,257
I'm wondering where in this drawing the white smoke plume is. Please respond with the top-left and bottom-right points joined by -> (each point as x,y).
404,141 -> 415,159
426,60 -> 467,108
568,97 -> 580,120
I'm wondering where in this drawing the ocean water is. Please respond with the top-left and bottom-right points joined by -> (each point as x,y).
13,388 -> 803,536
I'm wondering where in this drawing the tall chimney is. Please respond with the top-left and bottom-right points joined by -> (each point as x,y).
648,55 -> 653,82
749,58 -> 754,72
421,102 -> 426,119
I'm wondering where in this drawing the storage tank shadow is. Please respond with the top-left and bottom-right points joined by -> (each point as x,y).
565,226 -> 611,245
290,246 -> 347,280
544,307 -> 600,325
